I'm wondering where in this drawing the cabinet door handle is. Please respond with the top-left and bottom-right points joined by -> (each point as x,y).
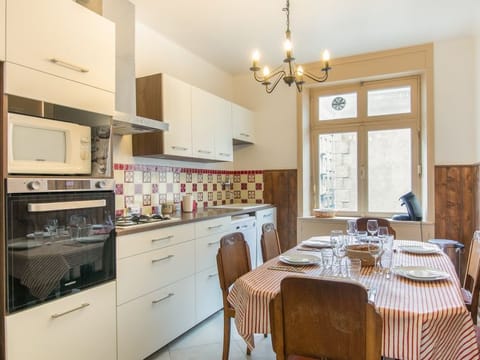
207,240 -> 220,246
263,214 -> 272,218
151,235 -> 174,243
207,224 -> 223,230
151,254 -> 174,263
152,293 -> 174,304
50,58 -> 89,73
51,303 -> 90,319
171,146 -> 188,151
198,149 -> 212,154
240,133 -> 250,137
208,273 -> 218,278
219,153 -> 231,157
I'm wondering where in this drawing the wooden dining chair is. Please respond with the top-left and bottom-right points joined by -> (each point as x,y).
261,222 -> 282,262
270,277 -> 383,360
463,231 -> 480,324
216,232 -> 253,360
356,217 -> 397,239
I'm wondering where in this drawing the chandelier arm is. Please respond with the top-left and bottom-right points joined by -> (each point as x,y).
253,71 -> 266,83
302,70 -> 330,83
295,81 -> 303,92
265,71 -> 286,94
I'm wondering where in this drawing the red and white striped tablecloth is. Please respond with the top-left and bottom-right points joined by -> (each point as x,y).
227,240 -> 480,360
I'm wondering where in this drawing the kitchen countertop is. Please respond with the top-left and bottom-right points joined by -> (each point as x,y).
115,204 -> 275,236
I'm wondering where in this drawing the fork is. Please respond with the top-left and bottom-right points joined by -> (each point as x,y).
268,266 -> 305,273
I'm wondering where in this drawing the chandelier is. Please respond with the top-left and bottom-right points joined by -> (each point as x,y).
249,0 -> 331,93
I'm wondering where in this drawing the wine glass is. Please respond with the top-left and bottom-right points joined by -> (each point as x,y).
346,219 -> 357,243
367,219 -> 379,239
377,226 -> 389,241
368,236 -> 383,273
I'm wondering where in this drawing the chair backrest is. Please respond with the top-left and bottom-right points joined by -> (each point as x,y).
216,232 -> 252,307
261,223 -> 282,262
270,277 -> 383,360
356,217 -> 396,238
464,231 -> 480,322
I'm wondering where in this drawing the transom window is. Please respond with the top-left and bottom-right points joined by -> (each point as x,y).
311,76 -> 420,216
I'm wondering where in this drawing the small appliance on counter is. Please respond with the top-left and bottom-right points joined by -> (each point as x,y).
392,192 -> 422,221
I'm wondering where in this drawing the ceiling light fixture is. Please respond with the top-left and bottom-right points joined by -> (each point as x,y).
249,0 -> 332,93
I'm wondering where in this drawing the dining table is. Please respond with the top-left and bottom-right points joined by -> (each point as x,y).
227,239 -> 480,360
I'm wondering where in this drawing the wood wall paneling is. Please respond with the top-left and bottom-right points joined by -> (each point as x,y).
435,165 -> 476,279
263,169 -> 297,252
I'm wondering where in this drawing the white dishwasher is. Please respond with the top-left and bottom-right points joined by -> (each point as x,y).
231,215 -> 257,268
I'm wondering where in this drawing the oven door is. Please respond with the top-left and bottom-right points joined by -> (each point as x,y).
6,191 -> 115,313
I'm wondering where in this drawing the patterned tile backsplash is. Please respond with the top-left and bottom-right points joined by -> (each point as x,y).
114,163 -> 264,216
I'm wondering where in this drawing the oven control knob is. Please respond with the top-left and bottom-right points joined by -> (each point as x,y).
96,180 -> 107,189
28,180 -> 41,191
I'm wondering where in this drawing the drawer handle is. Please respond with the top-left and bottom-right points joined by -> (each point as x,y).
240,133 -> 250,137
51,303 -> 90,319
171,146 -> 188,151
263,214 -> 272,218
50,58 -> 89,73
152,254 -> 174,263
198,149 -> 212,154
219,153 -> 231,157
152,293 -> 175,304
207,224 -> 223,230
151,235 -> 174,243
207,240 -> 221,246
208,273 -> 218,278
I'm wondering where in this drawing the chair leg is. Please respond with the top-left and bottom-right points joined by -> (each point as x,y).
222,313 -> 231,360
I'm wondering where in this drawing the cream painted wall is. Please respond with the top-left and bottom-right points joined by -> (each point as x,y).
113,21 -> 235,170
434,37 -> 476,165
231,73 -> 297,170
475,19 -> 480,162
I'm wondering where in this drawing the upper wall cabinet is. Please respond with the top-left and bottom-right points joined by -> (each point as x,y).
4,0 -> 115,114
232,103 -> 255,144
133,73 -> 193,159
133,73 -> 233,162
0,0 -> 5,61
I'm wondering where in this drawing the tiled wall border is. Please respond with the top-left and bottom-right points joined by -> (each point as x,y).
113,163 -> 264,216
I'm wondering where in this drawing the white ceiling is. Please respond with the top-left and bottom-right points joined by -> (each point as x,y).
131,0 -> 480,75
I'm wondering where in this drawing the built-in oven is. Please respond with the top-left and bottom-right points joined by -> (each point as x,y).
5,178 -> 116,314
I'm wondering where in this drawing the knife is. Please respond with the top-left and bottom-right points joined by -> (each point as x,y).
268,266 -> 305,273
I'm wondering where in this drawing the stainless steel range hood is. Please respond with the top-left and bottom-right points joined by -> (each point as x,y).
104,0 -> 169,135
112,111 -> 169,135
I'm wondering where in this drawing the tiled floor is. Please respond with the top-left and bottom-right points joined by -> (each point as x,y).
146,310 -> 276,360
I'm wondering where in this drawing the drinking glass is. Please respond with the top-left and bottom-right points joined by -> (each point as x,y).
367,219 -> 379,239
347,258 -> 362,281
381,235 -> 394,279
357,231 -> 368,243
321,249 -> 334,273
346,219 -> 358,243
368,236 -> 383,273
377,226 -> 389,238
331,231 -> 346,276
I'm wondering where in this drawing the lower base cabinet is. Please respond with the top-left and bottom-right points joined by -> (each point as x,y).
195,265 -> 223,322
5,281 -> 116,360
117,276 -> 196,360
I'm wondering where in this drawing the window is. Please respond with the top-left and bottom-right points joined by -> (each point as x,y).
311,77 -> 420,216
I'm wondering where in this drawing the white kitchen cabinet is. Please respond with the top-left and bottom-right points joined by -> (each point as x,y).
0,0 -> 5,61
5,0 -> 115,115
214,99 -> 234,161
232,103 -> 256,144
255,207 -> 277,266
6,0 -> 115,92
117,240 -> 195,305
5,281 -> 116,360
194,216 -> 230,321
117,276 -> 195,360
192,86 -> 217,159
195,265 -> 223,322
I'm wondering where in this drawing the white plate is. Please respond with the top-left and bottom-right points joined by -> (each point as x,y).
8,240 -> 43,250
74,234 -> 109,243
279,254 -> 320,266
393,266 -> 450,281
301,236 -> 332,248
399,244 -> 442,255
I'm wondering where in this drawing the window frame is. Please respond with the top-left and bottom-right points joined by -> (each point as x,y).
310,76 -> 421,217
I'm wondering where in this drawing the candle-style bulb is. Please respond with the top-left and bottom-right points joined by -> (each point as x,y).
263,66 -> 270,77
322,49 -> 331,62
252,50 -> 260,63
296,66 -> 304,76
284,39 -> 292,52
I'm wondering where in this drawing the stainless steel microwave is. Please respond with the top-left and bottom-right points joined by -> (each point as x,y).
8,113 -> 92,175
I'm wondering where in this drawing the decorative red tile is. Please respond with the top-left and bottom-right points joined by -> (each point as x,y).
152,183 -> 158,193
115,183 -> 124,195
180,184 -> 186,192
203,184 -> 208,191
213,183 -> 217,191
241,183 -> 247,190
256,183 -> 262,190
192,183 -> 197,192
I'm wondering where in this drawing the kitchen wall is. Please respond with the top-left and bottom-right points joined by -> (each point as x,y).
434,36 -> 476,165
475,19 -> 480,162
